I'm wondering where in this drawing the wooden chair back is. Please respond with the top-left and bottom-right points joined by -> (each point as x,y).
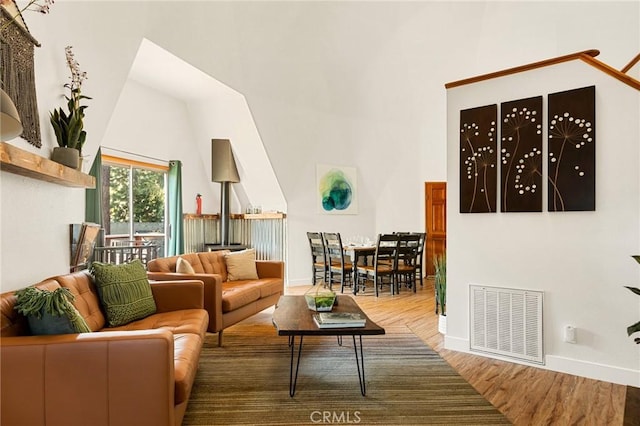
307,232 -> 327,285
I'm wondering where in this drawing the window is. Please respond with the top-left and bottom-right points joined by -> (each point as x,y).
101,155 -> 168,257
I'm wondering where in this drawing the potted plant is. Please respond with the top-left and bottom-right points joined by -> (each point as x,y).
625,255 -> 640,344
434,254 -> 446,334
50,46 -> 90,170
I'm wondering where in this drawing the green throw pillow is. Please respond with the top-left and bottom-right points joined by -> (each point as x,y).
14,287 -> 92,335
91,259 -> 157,327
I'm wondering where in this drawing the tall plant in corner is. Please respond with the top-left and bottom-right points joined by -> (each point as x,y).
624,255 -> 640,344
49,46 -> 90,169
434,254 -> 446,334
434,254 -> 446,316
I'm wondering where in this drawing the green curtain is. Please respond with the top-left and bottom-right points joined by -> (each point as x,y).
85,147 -> 103,226
168,160 -> 184,256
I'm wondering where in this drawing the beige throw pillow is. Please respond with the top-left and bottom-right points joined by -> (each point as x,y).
225,249 -> 259,281
176,256 -> 196,274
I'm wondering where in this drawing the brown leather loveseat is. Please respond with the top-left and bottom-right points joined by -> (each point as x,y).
0,270 -> 208,426
147,250 -> 284,345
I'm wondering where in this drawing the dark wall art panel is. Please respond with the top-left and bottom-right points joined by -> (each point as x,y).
460,104 -> 497,213
500,96 -> 543,212
547,86 -> 596,212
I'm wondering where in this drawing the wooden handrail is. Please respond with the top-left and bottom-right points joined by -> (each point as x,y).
445,49 -> 640,92
445,50 -> 600,89
580,54 -> 640,91
621,52 -> 640,74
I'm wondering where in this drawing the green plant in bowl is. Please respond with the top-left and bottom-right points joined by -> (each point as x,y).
305,285 -> 336,312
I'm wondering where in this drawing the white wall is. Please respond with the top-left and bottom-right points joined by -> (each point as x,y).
101,79 -> 218,214
126,38 -> 286,216
446,60 -> 640,386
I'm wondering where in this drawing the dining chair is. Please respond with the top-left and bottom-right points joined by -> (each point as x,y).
414,232 -> 426,288
395,233 -> 421,292
307,232 -> 328,286
322,232 -> 354,293
356,233 -> 399,296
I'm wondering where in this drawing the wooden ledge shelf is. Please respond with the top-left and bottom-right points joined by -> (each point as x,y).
183,214 -> 220,220
0,142 -> 95,188
184,213 -> 286,220
240,213 -> 286,219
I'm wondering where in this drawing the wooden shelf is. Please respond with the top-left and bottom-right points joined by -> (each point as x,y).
184,212 -> 286,220
241,213 -> 286,220
0,142 -> 95,188
183,213 -> 220,220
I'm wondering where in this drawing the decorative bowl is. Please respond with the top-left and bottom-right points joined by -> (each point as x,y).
304,290 -> 337,312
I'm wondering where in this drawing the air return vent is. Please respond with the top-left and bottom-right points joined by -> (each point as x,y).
470,285 -> 544,364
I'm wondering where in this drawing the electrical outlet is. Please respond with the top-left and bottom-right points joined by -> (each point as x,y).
564,325 -> 576,343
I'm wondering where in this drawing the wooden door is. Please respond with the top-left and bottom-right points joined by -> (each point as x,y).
424,182 -> 446,277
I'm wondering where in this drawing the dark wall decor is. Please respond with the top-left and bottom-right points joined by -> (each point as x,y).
500,96 -> 543,212
547,86 -> 596,211
0,4 -> 41,147
460,104 -> 497,213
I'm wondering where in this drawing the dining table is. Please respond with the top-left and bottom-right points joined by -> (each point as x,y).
343,244 -> 376,294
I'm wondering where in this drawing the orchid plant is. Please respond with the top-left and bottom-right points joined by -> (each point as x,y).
49,46 -> 91,155
0,0 -> 54,31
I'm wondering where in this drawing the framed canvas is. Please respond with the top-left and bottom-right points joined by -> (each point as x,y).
547,86 -> 596,212
500,96 -> 543,212
459,104 -> 498,213
71,222 -> 101,271
316,165 -> 358,214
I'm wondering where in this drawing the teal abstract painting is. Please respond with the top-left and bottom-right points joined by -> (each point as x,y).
317,165 -> 358,214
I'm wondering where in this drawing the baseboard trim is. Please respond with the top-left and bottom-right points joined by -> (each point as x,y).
444,335 -> 468,352
443,337 -> 640,386
286,279 -> 312,287
545,355 -> 640,387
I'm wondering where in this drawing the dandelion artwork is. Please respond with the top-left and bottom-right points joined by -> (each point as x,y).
547,86 -> 596,212
459,104 -> 497,213
500,96 -> 543,212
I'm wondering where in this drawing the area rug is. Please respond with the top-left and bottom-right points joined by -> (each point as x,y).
183,325 -> 510,425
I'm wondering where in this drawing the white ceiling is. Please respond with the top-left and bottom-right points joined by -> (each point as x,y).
128,38 -> 232,102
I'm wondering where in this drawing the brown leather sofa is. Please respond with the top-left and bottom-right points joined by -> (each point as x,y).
147,250 -> 284,346
0,270 -> 208,426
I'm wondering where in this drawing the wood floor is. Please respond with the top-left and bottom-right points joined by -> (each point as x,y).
268,280 -> 628,425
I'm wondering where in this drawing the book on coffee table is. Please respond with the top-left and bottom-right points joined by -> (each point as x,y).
313,312 -> 366,328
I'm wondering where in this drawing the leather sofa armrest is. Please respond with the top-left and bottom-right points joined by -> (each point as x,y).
1,330 -> 175,426
256,260 -> 285,279
150,279 -> 204,312
146,272 -> 223,333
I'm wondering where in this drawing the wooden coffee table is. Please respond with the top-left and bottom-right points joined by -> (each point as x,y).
272,295 -> 385,396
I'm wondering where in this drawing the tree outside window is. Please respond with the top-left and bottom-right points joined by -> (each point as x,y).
102,162 -> 167,256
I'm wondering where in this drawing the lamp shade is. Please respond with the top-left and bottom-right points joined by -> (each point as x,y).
211,139 -> 240,183
0,89 -> 23,141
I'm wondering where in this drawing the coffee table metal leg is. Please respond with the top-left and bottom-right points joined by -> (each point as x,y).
353,335 -> 366,396
289,335 -> 304,397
